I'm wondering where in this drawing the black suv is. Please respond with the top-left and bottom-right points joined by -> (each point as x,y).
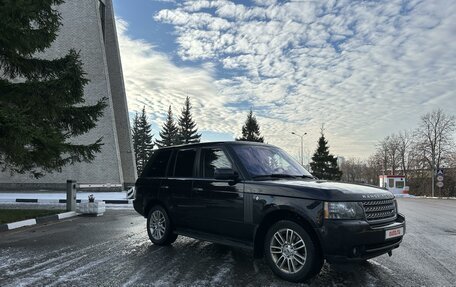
134,141 -> 405,282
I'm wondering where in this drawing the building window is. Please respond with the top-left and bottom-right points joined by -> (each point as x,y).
98,0 -> 105,40
388,178 -> 394,188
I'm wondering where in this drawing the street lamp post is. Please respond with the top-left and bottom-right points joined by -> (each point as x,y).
291,132 -> 307,166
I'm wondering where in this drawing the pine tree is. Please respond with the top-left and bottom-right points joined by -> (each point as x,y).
131,112 -> 141,167
177,97 -> 201,144
132,107 -> 154,174
156,106 -> 179,147
236,109 -> 264,142
0,0 -> 107,178
309,131 -> 342,180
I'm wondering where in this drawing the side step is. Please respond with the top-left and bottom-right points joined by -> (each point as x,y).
174,229 -> 253,251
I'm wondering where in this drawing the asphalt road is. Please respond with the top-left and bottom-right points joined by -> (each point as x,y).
0,198 -> 455,286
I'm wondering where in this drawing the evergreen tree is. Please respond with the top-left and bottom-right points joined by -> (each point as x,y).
309,131 -> 342,180
131,112 -> 141,165
132,107 -> 154,174
156,106 -> 179,147
236,109 -> 264,142
177,97 -> 201,144
0,0 -> 107,178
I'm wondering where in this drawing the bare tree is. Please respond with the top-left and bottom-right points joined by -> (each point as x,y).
387,134 -> 400,175
366,154 -> 383,185
397,130 -> 414,179
375,135 -> 400,175
416,109 -> 456,197
376,138 -> 390,175
340,158 -> 364,183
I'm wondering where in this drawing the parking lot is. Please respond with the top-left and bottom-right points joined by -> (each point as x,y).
1,198 -> 455,286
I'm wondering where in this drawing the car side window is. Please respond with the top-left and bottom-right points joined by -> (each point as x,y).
201,148 -> 232,178
142,149 -> 172,177
173,149 -> 196,178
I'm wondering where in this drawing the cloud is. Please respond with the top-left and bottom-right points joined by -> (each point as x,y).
149,0 -> 456,159
116,18 -> 246,136
117,0 -> 456,162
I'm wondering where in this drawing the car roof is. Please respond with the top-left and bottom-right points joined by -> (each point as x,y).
155,141 -> 273,150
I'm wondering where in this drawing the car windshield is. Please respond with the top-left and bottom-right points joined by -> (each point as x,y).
232,145 -> 313,179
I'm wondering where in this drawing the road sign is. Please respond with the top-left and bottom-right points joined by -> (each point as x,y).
436,181 -> 444,188
437,169 -> 444,176
436,175 -> 444,182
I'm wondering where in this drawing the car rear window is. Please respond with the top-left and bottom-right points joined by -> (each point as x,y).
142,149 -> 172,177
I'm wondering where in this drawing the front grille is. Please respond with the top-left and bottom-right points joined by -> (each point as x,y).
362,199 -> 396,222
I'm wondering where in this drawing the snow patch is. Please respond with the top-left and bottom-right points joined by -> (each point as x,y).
369,259 -> 395,275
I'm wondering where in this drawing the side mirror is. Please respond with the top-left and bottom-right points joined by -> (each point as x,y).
214,168 -> 238,180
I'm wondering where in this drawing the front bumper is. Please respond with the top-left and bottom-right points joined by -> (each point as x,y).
317,213 -> 406,263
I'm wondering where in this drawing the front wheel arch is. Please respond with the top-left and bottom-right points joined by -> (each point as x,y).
264,220 -> 320,282
253,209 -> 322,260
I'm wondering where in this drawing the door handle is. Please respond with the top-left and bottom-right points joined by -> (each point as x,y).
160,185 -> 169,189
192,187 -> 204,192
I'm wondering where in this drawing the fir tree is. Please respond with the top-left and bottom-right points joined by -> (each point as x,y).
131,112 -> 141,164
156,106 -> 179,147
177,97 -> 201,144
309,130 -> 342,180
132,107 -> 154,174
236,109 -> 264,142
0,0 -> 107,178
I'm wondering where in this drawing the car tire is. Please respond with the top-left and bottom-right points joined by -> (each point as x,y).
309,251 -> 324,278
146,205 -> 177,245
264,220 -> 321,282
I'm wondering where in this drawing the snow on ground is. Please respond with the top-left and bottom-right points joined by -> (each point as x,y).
0,192 -> 127,202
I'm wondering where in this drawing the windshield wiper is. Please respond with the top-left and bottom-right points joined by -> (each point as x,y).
252,174 -> 298,180
300,174 -> 315,179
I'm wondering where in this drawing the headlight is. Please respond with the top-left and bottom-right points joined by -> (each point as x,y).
324,202 -> 364,220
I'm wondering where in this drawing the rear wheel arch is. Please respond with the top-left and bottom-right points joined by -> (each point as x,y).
253,209 -> 323,259
144,200 -> 169,219
146,205 -> 178,245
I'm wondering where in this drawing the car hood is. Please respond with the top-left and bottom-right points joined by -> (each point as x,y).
250,179 -> 394,201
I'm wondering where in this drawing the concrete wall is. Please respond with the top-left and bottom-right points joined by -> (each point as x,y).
0,0 -> 137,191
104,0 -> 137,186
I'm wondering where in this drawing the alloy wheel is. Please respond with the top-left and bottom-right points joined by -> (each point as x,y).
149,210 -> 166,240
269,228 -> 307,274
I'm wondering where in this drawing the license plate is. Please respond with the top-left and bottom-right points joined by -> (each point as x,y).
385,227 -> 404,239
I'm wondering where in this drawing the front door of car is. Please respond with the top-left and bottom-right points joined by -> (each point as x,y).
192,147 -> 248,240
167,148 -> 196,229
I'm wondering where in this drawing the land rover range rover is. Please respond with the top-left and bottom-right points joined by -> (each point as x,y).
133,141 -> 405,282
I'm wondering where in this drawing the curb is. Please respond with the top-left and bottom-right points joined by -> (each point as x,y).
412,196 -> 456,200
1,199 -> 132,204
0,211 -> 78,232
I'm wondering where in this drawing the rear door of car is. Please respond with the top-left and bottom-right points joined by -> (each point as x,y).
166,148 -> 197,229
137,149 -> 172,215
